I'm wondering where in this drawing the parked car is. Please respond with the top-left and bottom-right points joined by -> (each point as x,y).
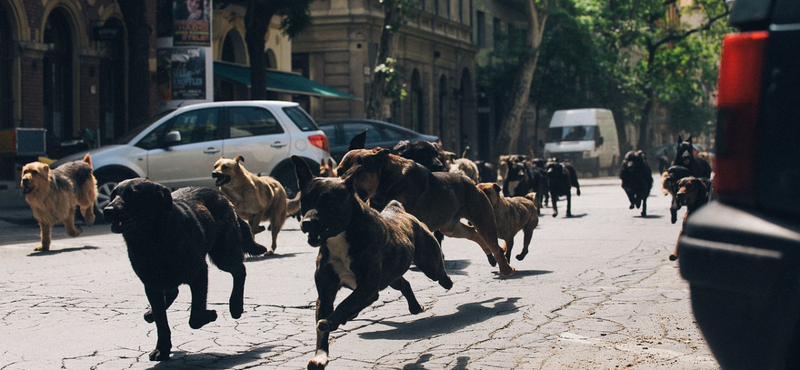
53,101 -> 330,214
318,119 -> 439,162
677,1 -> 800,369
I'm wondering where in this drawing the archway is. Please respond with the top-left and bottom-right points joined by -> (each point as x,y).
99,17 -> 125,142
217,29 -> 247,101
43,8 -> 74,151
0,5 -> 11,129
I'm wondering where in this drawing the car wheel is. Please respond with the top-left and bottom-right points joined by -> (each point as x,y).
94,174 -> 129,222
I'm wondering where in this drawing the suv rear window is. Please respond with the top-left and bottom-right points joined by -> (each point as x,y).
283,106 -> 319,131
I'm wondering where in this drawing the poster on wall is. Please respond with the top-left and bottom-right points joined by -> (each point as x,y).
157,48 -> 207,101
172,0 -> 210,46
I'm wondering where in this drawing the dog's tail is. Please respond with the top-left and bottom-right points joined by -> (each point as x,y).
82,153 -> 93,169
287,191 -> 301,216
238,217 -> 268,256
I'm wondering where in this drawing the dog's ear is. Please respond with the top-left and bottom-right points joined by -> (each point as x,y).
291,156 -> 314,191
157,183 -> 172,207
393,140 -> 410,153
348,129 -> 368,151
235,155 -> 245,163
492,183 -> 502,193
688,134 -> 693,143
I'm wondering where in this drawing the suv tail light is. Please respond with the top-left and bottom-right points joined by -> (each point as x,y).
308,134 -> 330,152
714,31 -> 768,207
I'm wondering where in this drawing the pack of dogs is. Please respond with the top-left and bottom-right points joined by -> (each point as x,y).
16,130 -> 709,367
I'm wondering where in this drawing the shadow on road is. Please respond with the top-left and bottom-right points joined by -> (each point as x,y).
26,245 -> 99,256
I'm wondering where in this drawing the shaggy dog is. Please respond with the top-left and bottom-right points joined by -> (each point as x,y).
20,153 -> 97,252
619,150 -> 653,216
103,178 -> 267,361
292,156 -> 452,370
212,155 -> 300,254
391,139 -> 449,172
449,157 -> 481,183
477,183 -> 539,262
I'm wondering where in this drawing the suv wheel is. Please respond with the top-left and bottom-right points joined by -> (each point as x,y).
94,173 -> 130,221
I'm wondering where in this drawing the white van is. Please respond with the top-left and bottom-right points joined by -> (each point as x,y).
543,108 -> 620,176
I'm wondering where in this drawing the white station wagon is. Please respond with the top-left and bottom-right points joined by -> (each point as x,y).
54,101 -> 331,213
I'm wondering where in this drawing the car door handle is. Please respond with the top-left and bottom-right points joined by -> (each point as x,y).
203,147 -> 221,154
270,141 -> 288,148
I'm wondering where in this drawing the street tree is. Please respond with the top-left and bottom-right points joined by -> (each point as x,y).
494,0 -> 551,156
242,0 -> 313,100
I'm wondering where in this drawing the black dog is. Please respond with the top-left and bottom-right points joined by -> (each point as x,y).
674,135 -> 712,178
545,161 -> 581,217
502,159 -> 547,214
103,178 -> 267,361
619,150 -> 653,216
292,156 -> 452,370
392,139 -> 449,172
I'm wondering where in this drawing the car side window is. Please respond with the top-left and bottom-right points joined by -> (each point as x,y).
171,108 -> 220,145
228,107 -> 284,138
381,126 -> 404,141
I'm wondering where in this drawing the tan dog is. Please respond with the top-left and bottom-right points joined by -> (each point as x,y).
477,183 -> 539,262
20,153 -> 97,252
318,158 -> 337,178
212,155 -> 300,254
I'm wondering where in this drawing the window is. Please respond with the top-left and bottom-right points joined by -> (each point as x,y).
283,106 -> 319,131
228,107 -> 282,137
137,108 -> 219,149
342,122 -> 382,143
476,11 -> 486,47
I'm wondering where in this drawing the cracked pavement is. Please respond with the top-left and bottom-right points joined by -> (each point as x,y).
0,176 -> 719,369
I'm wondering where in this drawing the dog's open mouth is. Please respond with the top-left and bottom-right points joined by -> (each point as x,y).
212,172 -> 231,187
20,185 -> 33,194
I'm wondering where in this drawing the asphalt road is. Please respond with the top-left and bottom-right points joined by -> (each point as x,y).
0,175 -> 719,370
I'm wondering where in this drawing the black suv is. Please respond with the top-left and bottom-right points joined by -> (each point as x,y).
677,1 -> 800,369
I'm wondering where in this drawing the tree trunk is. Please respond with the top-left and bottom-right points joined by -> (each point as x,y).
246,1 -> 278,100
119,1 -> 151,128
494,0 -> 548,156
365,5 -> 398,120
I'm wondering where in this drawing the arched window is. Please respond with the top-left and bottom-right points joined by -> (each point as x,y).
43,8 -> 74,147
411,69 -> 424,133
0,5 -> 12,129
99,18 -> 125,142
217,29 -> 247,101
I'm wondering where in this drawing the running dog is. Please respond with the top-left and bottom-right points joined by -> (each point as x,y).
661,165 -> 692,224
212,155 -> 300,254
339,148 -> 516,277
673,135 -> 712,178
619,150 -> 653,217
20,153 -> 97,252
545,161 -> 581,217
477,183 -> 539,262
292,156 -> 452,370
669,176 -> 711,261
103,178 -> 267,361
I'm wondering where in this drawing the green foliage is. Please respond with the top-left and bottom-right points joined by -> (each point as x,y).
375,58 -> 408,101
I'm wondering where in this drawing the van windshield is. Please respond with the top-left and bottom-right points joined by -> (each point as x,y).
546,126 -> 597,142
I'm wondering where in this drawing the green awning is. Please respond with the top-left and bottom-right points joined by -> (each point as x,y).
213,61 -> 359,99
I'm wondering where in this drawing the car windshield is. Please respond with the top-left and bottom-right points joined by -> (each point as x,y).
546,126 -> 597,142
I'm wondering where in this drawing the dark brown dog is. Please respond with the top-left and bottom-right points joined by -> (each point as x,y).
20,153 -> 97,252
661,165 -> 692,224
292,156 -> 452,370
339,148 -> 516,277
103,178 -> 267,361
545,161 -> 581,217
669,176 -> 711,261
212,155 -> 300,254
477,183 -> 539,262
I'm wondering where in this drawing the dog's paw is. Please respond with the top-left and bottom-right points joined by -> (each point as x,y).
149,349 -> 170,361
629,204 -> 635,209
409,303 -> 424,314
439,276 -> 453,290
515,252 -> 527,261
255,225 -> 266,234
144,310 -> 155,323
486,253 -> 497,267
67,225 -> 83,237
33,244 -> 49,252
669,254 -> 678,261
189,310 -> 217,329
230,298 -> 244,319
308,355 -> 329,370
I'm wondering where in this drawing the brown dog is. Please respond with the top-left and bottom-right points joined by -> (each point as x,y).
20,153 -> 97,252
669,176 -> 711,261
212,155 -> 300,254
340,148 -> 516,277
318,158 -> 337,178
477,183 -> 539,262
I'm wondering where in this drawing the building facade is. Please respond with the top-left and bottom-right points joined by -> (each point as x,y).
293,0 -> 479,157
